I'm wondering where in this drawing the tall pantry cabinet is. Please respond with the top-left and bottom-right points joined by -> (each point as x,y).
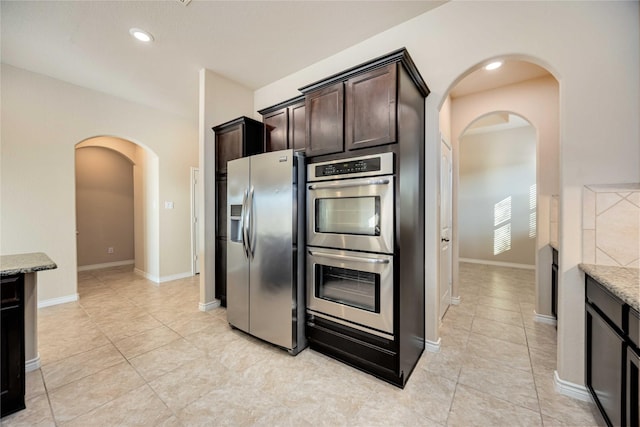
212,117 -> 263,305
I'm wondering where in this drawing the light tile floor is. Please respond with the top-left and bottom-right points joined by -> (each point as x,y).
2,263 -> 603,426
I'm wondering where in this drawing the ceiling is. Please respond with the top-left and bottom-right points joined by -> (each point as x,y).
1,1 -> 551,121
1,0 -> 445,120
450,61 -> 550,98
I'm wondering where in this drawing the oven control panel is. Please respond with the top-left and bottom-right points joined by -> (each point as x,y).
315,157 -> 381,177
308,152 -> 394,182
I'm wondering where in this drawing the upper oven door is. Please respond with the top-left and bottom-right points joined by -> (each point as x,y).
307,175 -> 394,254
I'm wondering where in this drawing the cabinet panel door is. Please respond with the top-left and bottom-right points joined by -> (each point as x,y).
628,347 -> 639,427
216,126 -> 243,173
264,109 -> 288,152
306,83 -> 344,157
215,237 -> 227,305
216,179 -> 227,238
586,304 -> 623,427
345,64 -> 397,151
289,101 -> 306,152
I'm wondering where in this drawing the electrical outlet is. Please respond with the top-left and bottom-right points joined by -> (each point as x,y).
108,247 -> 114,254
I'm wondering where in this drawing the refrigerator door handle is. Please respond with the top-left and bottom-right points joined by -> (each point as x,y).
247,186 -> 255,258
241,188 -> 250,259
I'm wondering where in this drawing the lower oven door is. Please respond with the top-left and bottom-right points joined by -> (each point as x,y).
307,247 -> 393,337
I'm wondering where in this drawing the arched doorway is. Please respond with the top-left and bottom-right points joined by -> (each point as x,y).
438,57 -> 560,330
75,136 -> 160,280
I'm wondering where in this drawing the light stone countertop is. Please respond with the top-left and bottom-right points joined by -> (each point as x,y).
1,252 -> 57,276
580,263 -> 639,312
550,241 -> 559,251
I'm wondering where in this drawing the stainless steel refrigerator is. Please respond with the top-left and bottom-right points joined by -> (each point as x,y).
226,149 -> 306,355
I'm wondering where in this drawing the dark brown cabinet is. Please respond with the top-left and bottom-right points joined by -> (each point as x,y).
305,83 -> 344,157
345,63 -> 397,151
301,49 -> 430,388
585,274 -> 640,427
212,117 -> 263,305
1,274 -> 26,418
552,247 -> 558,319
259,96 -> 306,153
301,50 -> 427,160
628,345 -> 639,427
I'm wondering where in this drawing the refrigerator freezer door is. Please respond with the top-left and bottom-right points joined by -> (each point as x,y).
227,156 -> 251,333
249,150 -> 295,349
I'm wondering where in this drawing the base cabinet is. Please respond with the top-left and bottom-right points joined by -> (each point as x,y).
1,274 -> 26,418
586,303 -> 624,426
628,346 -> 640,427
586,274 -> 640,427
551,247 -> 558,319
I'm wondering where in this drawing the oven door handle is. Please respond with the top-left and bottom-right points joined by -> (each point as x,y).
308,250 -> 390,264
307,178 -> 390,191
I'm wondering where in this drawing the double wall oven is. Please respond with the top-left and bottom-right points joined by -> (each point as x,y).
306,152 -> 395,340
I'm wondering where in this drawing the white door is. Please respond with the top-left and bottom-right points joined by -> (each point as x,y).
439,137 -> 453,319
191,168 -> 200,275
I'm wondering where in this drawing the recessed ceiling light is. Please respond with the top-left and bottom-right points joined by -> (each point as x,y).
129,28 -> 154,43
485,61 -> 503,71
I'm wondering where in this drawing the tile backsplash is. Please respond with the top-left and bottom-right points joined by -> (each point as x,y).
583,183 -> 640,267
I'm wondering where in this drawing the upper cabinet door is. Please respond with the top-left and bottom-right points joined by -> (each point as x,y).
289,100 -> 306,152
264,109 -> 288,152
306,82 -> 344,157
216,125 -> 243,174
345,64 -> 397,151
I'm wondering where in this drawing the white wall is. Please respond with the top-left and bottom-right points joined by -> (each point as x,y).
198,69 -> 255,309
1,64 -> 198,304
459,124 -> 537,265
253,1 -> 639,386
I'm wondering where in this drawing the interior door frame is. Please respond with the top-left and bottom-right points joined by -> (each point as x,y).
439,135 -> 454,320
191,167 -> 200,275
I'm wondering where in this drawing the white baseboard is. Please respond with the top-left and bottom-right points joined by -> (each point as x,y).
425,337 -> 441,353
450,296 -> 461,305
199,300 -> 221,312
534,311 -> 557,326
38,293 -> 78,308
554,370 -> 592,402
159,271 -> 193,283
134,268 -> 193,284
77,259 -> 134,271
25,355 -> 41,372
459,258 -> 535,270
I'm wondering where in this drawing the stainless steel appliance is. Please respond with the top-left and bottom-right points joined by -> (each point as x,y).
305,150 -> 426,388
306,152 -> 395,338
307,247 -> 393,338
226,149 -> 306,355
307,154 -> 395,254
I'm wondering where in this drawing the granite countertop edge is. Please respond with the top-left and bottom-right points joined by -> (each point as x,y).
580,263 -> 640,312
1,252 -> 58,277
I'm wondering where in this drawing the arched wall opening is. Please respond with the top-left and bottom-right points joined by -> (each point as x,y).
438,57 -> 560,348
75,136 -> 160,280
458,112 -> 537,269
